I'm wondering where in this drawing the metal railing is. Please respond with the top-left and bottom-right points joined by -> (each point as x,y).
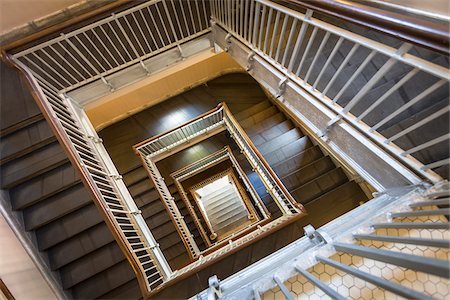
135,103 -> 302,222
211,0 -> 450,184
194,182 -> 450,299
7,55 -> 172,295
12,0 -> 211,94
141,156 -> 202,259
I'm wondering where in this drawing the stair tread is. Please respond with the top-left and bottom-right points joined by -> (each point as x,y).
235,100 -> 272,121
250,119 -> 295,147
291,167 -> 349,204
258,128 -> 303,155
10,162 -> 80,210
1,141 -> 69,189
281,156 -> 336,192
239,106 -> 279,129
23,184 -> 92,231
272,145 -> 324,178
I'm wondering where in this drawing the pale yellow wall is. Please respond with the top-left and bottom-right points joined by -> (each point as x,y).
0,0 -> 80,34
86,50 -> 244,131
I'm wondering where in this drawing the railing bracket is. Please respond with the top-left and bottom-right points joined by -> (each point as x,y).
88,135 -> 103,143
225,33 -> 232,52
101,77 -> 115,92
140,61 -> 150,76
276,78 -> 288,98
246,51 -> 256,71
304,225 -> 332,244
131,210 -> 142,215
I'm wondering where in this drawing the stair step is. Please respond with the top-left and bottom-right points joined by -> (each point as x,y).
281,156 -> 336,192
36,204 -> 103,251
48,223 -> 114,270
23,184 -> 92,231
95,278 -> 141,300
303,181 -> 366,228
10,162 -> 80,210
205,194 -> 243,216
245,112 -> 287,137
60,242 -> 125,289
210,201 -> 246,221
71,260 -> 136,300
291,167 -> 349,205
208,196 -> 244,216
264,135 -> 314,166
239,106 -> 279,129
0,113 -> 44,138
1,116 -> 55,163
1,141 -> 68,189
258,128 -> 303,155
250,119 -> 295,147
235,100 -> 272,121
214,209 -> 248,226
272,145 -> 324,178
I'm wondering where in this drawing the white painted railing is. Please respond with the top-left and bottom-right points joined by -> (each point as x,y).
211,0 -> 450,184
12,0 -> 211,94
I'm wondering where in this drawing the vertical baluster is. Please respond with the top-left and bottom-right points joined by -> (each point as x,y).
202,0 -> 209,27
252,2 -> 261,45
371,79 -> 446,131
186,0 -> 197,32
170,0 -> 185,39
304,31 -> 330,83
193,0 -> 203,30
281,19 -> 298,67
48,44 -> 87,81
39,48 -> 79,83
58,38 -> 98,77
22,55 -> 66,90
287,10 -> 312,72
179,0 -> 191,36
83,31 -> 115,69
257,5 -> 267,49
243,0 -> 250,40
312,37 -> 344,89
295,26 -> 318,75
107,21 -> 133,61
332,50 -> 376,104
113,16 -> 141,59
99,24 -> 127,64
248,0 -> 255,41
239,0 -> 244,36
130,12 -> 152,53
322,43 -> 359,97
138,9 -> 158,49
155,1 -> 173,43
268,11 -> 280,58
358,68 -> 419,121
30,52 -> 73,86
263,8 -> 273,53
146,6 -> 166,47
275,15 -> 289,62
73,35 -> 107,73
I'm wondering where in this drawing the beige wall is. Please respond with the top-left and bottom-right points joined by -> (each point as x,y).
0,214 -> 57,300
86,50 -> 244,130
0,0 -> 80,34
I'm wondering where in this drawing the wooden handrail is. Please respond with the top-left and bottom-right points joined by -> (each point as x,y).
133,103 -> 224,152
222,102 -> 306,213
282,0 -> 449,54
3,54 -> 151,298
